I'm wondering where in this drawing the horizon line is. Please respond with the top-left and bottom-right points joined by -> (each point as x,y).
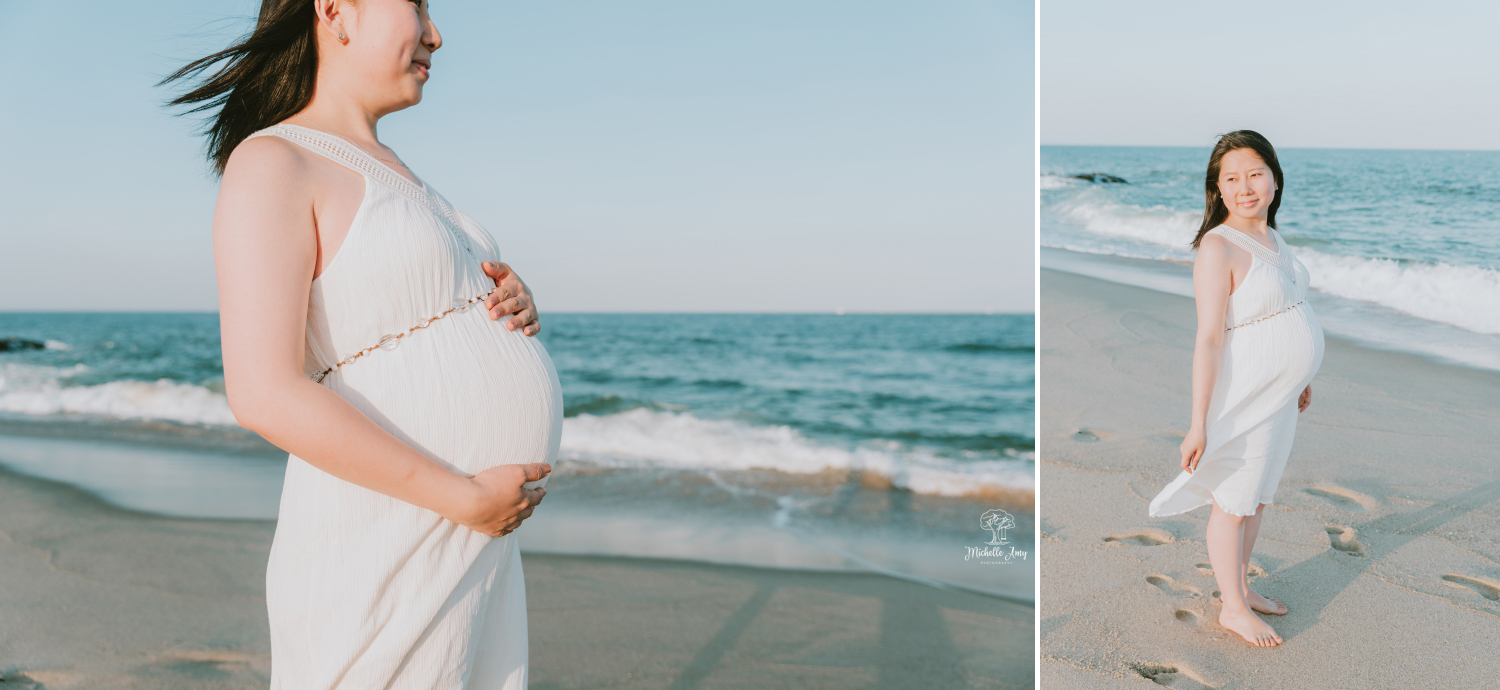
1040,143 -> 1500,153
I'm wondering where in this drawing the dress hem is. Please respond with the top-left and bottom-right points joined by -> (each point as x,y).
1148,485 -> 1275,518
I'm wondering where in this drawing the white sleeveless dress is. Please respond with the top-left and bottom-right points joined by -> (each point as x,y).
243,123 -> 563,689
1149,225 -> 1324,518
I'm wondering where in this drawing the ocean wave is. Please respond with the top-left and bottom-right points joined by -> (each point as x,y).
944,342 -> 1033,354
0,362 -> 1035,497
562,393 -> 669,417
0,363 -> 237,426
1048,196 -> 1500,335
1299,249 -> 1500,335
1049,191 -> 1199,252
560,408 -> 1033,498
1040,174 -> 1076,190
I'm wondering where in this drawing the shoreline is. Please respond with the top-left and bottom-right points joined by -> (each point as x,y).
1040,268 -> 1500,688
0,422 -> 1032,603
1040,241 -> 1500,375
0,460 -> 1032,688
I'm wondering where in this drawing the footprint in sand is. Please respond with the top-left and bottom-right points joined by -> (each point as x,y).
1325,525 -> 1365,557
136,649 -> 256,683
1103,529 -> 1174,546
1128,663 -> 1217,690
1441,574 -> 1500,601
1194,562 -> 1267,577
1072,428 -> 1101,442
16,670 -> 78,687
1305,484 -> 1378,511
1146,574 -> 1202,598
1174,609 -> 1200,625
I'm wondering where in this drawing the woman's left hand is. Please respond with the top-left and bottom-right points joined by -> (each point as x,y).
481,261 -> 540,336
1298,385 -> 1312,412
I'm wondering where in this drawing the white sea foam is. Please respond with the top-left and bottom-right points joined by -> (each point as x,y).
560,408 -> 1033,498
0,363 -> 237,426
1050,191 -> 1199,254
1048,197 -> 1500,336
1298,249 -> 1500,335
1040,174 -> 1076,190
43,340 -> 71,351
0,364 -> 1031,498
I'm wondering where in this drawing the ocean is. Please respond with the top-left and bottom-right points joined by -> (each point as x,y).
1042,146 -> 1500,371
0,311 -> 1034,600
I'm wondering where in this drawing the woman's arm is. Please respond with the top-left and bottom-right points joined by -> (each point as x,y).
1181,234 -> 1235,473
213,137 -> 545,535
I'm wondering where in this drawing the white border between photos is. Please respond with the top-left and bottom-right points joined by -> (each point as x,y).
1032,0 -> 1043,684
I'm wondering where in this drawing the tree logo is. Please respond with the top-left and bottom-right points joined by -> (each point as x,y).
981,508 -> 1014,545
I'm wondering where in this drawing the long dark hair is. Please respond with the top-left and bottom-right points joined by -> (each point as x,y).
157,0 -> 321,177
1191,130 -> 1284,249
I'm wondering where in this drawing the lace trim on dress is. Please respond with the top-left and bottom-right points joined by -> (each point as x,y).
245,124 -> 478,258
1211,225 -> 1298,284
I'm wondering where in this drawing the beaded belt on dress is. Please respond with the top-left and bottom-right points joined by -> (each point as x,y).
310,290 -> 494,383
1225,300 -> 1306,332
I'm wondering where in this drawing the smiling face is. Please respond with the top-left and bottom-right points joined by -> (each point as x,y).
1216,148 -> 1277,222
334,0 -> 442,115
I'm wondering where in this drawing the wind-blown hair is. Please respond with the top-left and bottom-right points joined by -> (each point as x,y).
157,0 -> 324,177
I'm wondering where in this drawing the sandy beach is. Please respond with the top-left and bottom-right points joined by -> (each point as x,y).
0,458 -> 1030,689
1040,269 -> 1500,689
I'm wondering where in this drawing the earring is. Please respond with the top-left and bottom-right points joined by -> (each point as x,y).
337,32 -> 347,41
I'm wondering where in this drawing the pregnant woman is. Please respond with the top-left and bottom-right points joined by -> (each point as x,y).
160,1 -> 561,686
1148,130 -> 1324,648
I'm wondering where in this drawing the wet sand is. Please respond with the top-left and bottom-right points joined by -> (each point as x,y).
0,460 -> 1031,689
1040,269 -> 1500,689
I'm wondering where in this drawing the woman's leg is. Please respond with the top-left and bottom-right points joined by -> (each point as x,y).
1239,503 -> 1286,614
1208,500 -> 1283,647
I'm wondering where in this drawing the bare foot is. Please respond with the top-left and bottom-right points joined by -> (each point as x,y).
1219,608 -> 1283,647
1246,589 -> 1287,615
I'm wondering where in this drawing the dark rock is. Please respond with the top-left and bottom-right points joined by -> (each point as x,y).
0,337 -> 46,352
1069,172 -> 1128,184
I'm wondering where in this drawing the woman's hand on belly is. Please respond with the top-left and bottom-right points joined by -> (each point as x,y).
481,261 -> 541,336
450,462 -> 551,537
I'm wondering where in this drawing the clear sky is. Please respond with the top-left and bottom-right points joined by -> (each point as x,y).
1043,0 -> 1500,150
0,0 -> 1033,313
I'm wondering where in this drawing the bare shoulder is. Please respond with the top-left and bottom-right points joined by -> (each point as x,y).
213,133 -> 318,258
219,133 -> 315,204
1195,232 -> 1233,264
1197,231 -> 1229,251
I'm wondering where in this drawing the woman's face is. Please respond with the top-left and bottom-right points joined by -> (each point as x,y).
1216,148 -> 1277,222
339,0 -> 441,114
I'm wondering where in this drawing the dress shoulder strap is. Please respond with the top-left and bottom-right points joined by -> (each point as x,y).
243,123 -> 464,230
1207,225 -> 1274,261
1208,225 -> 1298,282
244,123 -> 426,195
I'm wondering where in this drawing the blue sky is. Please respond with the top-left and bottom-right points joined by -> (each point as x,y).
1044,0 -> 1500,150
0,0 -> 1034,313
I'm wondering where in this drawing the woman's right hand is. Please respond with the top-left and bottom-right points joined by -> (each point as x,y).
451,462 -> 551,537
1180,427 -> 1206,474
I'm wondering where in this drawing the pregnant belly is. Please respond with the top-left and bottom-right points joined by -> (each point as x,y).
328,310 -> 564,479
1223,308 -> 1325,394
